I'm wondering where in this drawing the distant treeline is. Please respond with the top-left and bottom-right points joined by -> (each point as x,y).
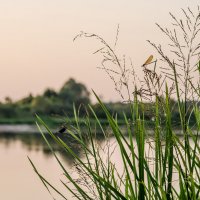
0,78 -> 196,126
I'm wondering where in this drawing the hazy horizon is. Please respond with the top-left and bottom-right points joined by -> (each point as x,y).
0,0 -> 198,102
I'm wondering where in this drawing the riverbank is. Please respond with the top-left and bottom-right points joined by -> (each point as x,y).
0,124 -> 39,133
0,116 -> 128,127
0,124 -> 199,136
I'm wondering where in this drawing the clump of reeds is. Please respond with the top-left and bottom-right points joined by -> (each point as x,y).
29,6 -> 200,200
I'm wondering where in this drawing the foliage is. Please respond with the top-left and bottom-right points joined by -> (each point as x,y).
0,78 -> 91,119
0,80 -> 194,126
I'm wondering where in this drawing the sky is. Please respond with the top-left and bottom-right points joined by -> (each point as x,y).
0,0 -> 198,102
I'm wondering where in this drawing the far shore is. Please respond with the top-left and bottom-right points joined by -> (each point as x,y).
0,124 -> 199,136
0,124 -> 40,133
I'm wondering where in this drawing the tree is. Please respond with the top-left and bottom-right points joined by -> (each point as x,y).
43,88 -> 57,98
31,96 -> 52,114
18,93 -> 34,104
59,78 -> 90,105
5,96 -> 12,104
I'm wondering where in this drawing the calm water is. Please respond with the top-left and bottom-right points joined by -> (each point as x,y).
0,133 -> 77,200
0,132 -> 198,200
0,133 -> 122,200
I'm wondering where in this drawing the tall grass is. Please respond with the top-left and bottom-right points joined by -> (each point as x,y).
29,7 -> 200,200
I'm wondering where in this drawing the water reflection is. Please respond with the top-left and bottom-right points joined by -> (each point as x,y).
0,132 -> 105,165
0,133 -> 73,164
0,131 -> 110,200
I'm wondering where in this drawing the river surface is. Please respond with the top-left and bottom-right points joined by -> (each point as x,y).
0,130 -> 199,200
0,133 -> 65,200
0,132 -> 123,200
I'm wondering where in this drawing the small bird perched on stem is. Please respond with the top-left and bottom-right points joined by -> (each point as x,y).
54,125 -> 67,136
142,55 -> 153,66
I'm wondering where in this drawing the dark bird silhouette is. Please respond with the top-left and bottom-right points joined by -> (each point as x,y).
58,126 -> 66,134
54,125 -> 67,137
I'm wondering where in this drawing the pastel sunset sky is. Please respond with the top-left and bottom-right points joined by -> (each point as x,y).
0,0 -> 197,102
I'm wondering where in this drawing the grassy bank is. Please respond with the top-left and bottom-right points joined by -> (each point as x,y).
0,116 -> 123,126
